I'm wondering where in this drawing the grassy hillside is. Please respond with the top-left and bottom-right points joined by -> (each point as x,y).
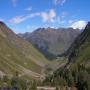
73,41 -> 90,67
0,21 -> 49,79
66,22 -> 90,68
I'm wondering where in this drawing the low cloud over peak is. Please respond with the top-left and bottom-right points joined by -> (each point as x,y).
70,20 -> 87,30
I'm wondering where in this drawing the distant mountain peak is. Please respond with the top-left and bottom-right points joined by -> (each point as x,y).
18,27 -> 80,60
87,21 -> 90,25
86,22 -> 90,29
0,21 -> 15,37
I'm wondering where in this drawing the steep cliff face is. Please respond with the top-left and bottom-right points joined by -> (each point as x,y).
66,22 -> 90,67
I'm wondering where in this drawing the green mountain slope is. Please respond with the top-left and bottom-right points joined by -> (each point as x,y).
66,22 -> 90,68
43,22 -> 90,90
0,21 -> 49,79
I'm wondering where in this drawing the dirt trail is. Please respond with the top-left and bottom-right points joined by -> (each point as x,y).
18,65 -> 43,79
37,86 -> 56,90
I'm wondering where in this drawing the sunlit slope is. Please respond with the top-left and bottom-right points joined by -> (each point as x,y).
0,21 -> 49,78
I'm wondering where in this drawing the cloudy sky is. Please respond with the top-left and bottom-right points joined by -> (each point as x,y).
0,0 -> 90,33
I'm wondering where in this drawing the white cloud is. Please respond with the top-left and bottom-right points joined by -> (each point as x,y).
11,0 -> 17,7
10,13 -> 40,24
10,9 -> 56,24
54,0 -> 67,5
10,16 -> 26,24
41,9 -> 56,23
70,20 -> 87,29
25,7 -> 32,11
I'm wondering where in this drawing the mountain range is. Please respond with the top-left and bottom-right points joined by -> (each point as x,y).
19,27 -> 80,60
